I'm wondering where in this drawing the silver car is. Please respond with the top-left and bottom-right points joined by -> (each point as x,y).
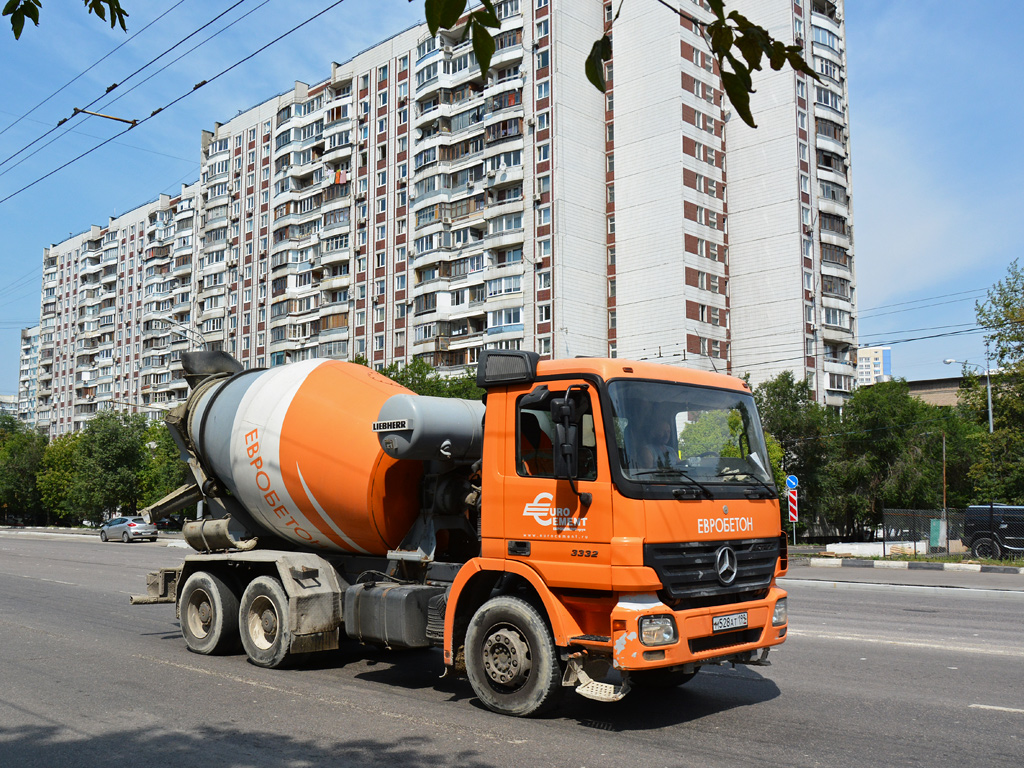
99,516 -> 158,543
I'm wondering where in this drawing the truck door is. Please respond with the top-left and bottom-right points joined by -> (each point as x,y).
500,381 -> 613,590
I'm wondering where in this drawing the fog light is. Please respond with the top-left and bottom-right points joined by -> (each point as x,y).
772,597 -> 788,626
639,615 -> 678,646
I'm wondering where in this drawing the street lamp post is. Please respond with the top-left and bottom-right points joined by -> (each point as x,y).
151,314 -> 206,350
943,356 -> 993,433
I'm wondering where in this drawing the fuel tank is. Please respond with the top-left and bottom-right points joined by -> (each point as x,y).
185,359 -> 428,554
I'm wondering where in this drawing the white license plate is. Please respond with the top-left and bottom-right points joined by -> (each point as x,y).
712,611 -> 748,633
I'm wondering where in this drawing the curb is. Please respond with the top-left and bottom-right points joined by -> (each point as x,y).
804,557 -> 1024,575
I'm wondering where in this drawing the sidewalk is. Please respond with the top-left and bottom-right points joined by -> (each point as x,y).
785,556 -> 1024,593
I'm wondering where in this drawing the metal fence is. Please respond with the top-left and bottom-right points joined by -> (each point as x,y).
883,506 -> 1024,561
881,508 -> 967,557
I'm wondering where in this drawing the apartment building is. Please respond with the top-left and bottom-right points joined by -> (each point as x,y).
17,325 -> 39,426
31,0 -> 858,435
857,345 -> 891,386
34,185 -> 198,437
728,0 -> 857,405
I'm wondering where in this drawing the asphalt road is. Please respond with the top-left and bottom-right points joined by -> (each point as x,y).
1,531 -> 1021,768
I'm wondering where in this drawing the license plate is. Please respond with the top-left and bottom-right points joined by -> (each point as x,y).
712,611 -> 748,633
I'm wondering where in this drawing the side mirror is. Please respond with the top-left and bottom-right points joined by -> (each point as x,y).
550,390 -> 587,481
551,422 -> 578,479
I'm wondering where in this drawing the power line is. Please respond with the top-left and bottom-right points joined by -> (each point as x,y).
0,0 -> 188,139
0,0 -> 351,207
0,0 -> 251,176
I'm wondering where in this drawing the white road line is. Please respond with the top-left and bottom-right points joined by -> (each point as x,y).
785,629 -> 1024,658
969,704 -> 1024,714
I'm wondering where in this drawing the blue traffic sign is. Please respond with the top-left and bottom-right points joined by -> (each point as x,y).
786,475 -> 799,490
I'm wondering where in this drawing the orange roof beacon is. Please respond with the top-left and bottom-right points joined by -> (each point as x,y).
133,349 -> 788,717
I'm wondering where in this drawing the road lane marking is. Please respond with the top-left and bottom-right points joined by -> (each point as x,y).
785,629 -> 1024,658
970,704 -> 1024,714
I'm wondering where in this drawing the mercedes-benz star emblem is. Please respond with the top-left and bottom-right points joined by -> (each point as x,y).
715,545 -> 738,586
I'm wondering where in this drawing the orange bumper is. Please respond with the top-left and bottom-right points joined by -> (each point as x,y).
609,586 -> 788,671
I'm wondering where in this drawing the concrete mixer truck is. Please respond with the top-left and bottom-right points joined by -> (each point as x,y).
133,349 -> 789,717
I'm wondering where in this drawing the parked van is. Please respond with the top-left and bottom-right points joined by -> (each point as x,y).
962,504 -> 1024,559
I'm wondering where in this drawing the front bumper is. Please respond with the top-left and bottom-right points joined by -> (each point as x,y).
609,586 -> 788,671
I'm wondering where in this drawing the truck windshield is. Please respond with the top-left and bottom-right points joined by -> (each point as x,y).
607,380 -> 774,489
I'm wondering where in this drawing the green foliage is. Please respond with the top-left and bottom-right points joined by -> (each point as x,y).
0,414 -> 46,524
4,0 -> 127,39
964,258 -> 1024,503
139,423 -> 189,508
37,433 -> 81,524
72,410 -> 149,522
379,357 -> 483,399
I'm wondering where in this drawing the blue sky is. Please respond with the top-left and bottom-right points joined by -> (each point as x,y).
0,0 -> 1020,398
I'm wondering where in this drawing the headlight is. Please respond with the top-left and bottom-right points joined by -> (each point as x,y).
772,597 -> 788,626
639,615 -> 678,646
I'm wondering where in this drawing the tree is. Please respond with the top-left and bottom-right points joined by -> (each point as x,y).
3,0 -> 127,39
72,409 -> 149,522
0,414 -> 46,524
753,371 -> 835,510
37,432 -> 81,524
379,357 -> 483,399
139,422 -> 189,508
963,258 -> 1024,503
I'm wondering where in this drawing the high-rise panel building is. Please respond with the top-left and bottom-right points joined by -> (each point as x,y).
30,0 -> 857,437
728,0 -> 856,405
857,346 -> 891,386
18,325 -> 39,425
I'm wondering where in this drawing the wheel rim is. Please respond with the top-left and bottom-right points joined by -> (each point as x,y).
976,541 -> 995,558
481,624 -> 533,690
185,588 -> 214,640
246,594 -> 279,651
122,533 -> 129,543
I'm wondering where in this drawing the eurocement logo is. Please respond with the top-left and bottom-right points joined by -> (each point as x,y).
523,492 -> 587,531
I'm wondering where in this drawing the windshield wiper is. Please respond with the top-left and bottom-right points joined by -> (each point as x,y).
717,468 -> 778,498
632,467 -> 714,499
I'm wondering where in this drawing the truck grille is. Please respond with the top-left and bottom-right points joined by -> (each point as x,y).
644,538 -> 779,608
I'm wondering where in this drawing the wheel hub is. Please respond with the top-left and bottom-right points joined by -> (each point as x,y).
482,628 -> 531,687
259,609 -> 277,637
197,601 -> 212,628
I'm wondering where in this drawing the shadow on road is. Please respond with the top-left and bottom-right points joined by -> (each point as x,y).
0,723 -> 493,768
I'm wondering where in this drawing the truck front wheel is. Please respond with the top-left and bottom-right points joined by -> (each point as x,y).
239,576 -> 296,668
465,596 -> 563,717
180,571 -> 241,655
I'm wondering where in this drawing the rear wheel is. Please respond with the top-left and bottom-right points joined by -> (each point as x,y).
972,537 -> 1002,560
121,532 -> 130,543
179,571 -> 241,655
465,596 -> 563,717
239,576 -> 297,669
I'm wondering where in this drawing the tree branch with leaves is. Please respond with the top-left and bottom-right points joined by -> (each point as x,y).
421,0 -> 817,129
3,0 -> 127,39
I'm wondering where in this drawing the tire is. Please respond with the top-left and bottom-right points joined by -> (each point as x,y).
239,576 -> 297,669
179,571 -> 241,655
99,530 -> 107,542
972,537 -> 1002,560
122,532 -> 131,543
465,596 -> 563,717
629,668 -> 698,688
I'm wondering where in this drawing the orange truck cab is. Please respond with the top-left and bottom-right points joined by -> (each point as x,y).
443,350 -> 788,713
